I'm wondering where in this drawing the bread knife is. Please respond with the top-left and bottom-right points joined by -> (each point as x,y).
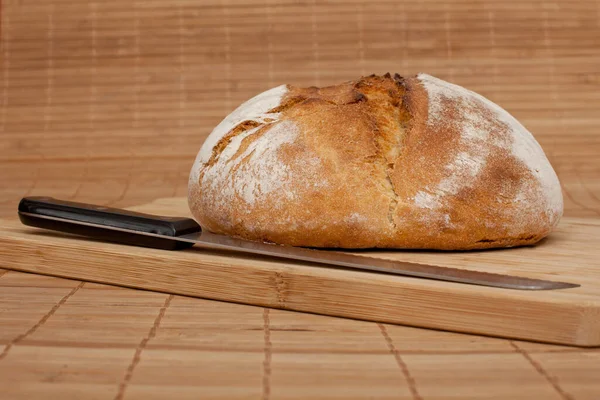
17,196 -> 579,291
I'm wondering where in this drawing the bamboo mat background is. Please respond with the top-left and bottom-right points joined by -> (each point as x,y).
1,0 -> 599,216
1,0 -> 600,399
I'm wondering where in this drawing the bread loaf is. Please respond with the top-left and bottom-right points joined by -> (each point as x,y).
188,73 -> 563,250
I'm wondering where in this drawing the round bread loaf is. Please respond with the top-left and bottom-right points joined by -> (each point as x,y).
188,73 -> 563,250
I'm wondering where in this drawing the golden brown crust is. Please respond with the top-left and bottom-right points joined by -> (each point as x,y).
188,73 -> 563,250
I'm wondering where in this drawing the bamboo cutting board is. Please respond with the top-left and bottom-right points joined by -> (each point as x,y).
1,197 -> 599,347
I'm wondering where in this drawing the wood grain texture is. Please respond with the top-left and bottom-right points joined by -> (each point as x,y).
1,0 -> 600,398
1,197 -> 600,347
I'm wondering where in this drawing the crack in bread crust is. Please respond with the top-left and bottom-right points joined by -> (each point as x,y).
205,120 -> 261,167
200,90 -> 308,175
201,92 -> 323,177
354,74 -> 409,228
385,172 -> 400,228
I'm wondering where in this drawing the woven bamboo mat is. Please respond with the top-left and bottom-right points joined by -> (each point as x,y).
1,0 -> 599,217
1,0 -> 600,398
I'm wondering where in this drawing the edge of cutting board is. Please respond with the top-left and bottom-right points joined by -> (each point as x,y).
0,198 -> 599,347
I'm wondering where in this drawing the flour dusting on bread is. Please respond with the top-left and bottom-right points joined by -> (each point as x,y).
416,73 -> 562,222
196,84 -> 288,164
189,84 -> 289,212
198,120 -> 300,209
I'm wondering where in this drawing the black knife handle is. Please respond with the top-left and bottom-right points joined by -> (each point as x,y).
18,196 -> 200,250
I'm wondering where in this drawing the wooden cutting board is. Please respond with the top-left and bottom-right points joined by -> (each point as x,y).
1,197 -> 599,347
